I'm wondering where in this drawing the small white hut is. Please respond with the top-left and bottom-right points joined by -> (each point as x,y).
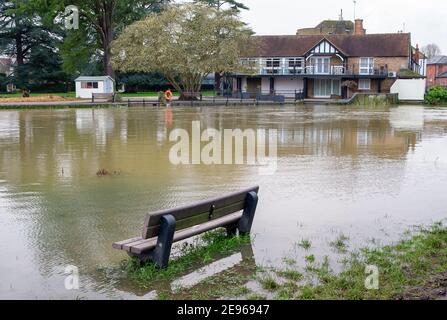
75,76 -> 115,99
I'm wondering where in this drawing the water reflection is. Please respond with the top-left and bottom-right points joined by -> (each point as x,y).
0,105 -> 446,299
109,242 -> 257,299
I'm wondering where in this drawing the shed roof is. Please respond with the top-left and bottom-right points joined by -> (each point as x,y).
247,33 -> 411,58
427,56 -> 447,65
0,58 -> 12,73
75,76 -> 115,82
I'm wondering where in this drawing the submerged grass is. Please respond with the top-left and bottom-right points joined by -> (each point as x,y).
297,239 -> 312,250
330,234 -> 350,253
126,229 -> 251,286
273,222 -> 447,300
123,222 -> 447,300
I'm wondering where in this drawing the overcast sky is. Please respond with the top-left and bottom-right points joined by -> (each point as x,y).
237,0 -> 447,54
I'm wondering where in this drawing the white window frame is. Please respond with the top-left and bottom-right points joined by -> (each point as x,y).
287,57 -> 304,74
358,79 -> 371,90
312,57 -> 331,74
359,58 -> 374,75
81,81 -> 99,89
265,58 -> 281,74
314,79 -> 341,97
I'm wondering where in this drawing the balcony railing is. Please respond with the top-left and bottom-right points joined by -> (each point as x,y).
240,59 -> 389,77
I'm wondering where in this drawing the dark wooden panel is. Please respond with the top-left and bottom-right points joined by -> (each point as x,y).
143,200 -> 245,238
132,212 -> 243,254
141,186 -> 259,239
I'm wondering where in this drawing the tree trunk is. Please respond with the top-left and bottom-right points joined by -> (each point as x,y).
103,40 -> 114,77
103,8 -> 114,78
96,0 -> 115,78
15,34 -> 24,65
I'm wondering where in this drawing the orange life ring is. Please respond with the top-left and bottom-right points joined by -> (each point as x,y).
164,90 -> 173,102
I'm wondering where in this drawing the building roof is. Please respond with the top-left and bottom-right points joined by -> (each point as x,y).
0,58 -> 12,74
297,20 -> 354,35
75,76 -> 115,82
248,33 -> 411,58
427,56 -> 447,65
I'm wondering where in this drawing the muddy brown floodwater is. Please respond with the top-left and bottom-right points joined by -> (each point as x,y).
0,105 -> 447,299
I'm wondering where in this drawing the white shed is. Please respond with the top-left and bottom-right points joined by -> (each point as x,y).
75,76 -> 115,99
390,78 -> 426,101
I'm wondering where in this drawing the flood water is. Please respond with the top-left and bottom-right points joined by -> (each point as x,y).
0,105 -> 447,299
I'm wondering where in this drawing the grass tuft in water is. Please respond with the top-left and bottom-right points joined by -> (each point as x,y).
330,234 -> 350,253
275,269 -> 303,282
259,276 -> 280,292
297,239 -> 312,250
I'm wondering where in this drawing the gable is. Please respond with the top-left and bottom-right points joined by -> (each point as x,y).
308,39 -> 342,55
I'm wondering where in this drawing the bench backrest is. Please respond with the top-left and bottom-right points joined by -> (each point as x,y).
93,93 -> 114,97
142,186 -> 259,239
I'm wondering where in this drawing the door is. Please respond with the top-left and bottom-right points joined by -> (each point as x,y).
246,78 -> 262,97
312,57 -> 330,74
314,79 -> 341,98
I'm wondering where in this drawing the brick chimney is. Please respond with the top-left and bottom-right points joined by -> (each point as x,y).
354,19 -> 366,35
414,44 -> 420,62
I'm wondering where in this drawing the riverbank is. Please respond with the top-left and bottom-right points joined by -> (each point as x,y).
125,222 -> 447,300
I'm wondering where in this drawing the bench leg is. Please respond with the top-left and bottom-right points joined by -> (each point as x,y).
149,214 -> 176,269
225,224 -> 238,237
238,191 -> 258,235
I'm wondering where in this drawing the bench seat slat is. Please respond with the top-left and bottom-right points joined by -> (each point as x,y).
112,236 -> 142,250
130,211 -> 243,255
122,238 -> 155,252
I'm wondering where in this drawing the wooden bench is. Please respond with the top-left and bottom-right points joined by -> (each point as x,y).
92,93 -> 115,103
113,186 -> 259,268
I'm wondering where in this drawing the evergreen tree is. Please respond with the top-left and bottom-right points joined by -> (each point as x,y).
26,0 -> 172,77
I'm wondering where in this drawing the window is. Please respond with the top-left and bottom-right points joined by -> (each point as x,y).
288,58 -> 304,74
240,58 -> 259,67
359,58 -> 374,75
311,57 -> 330,74
265,58 -> 281,74
358,79 -> 371,90
81,81 -> 99,89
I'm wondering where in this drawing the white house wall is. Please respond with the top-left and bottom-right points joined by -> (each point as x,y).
237,77 -> 303,97
260,77 -> 304,97
261,78 -> 270,93
274,78 -> 304,97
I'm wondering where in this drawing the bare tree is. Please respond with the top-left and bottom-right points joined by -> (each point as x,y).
421,43 -> 442,59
